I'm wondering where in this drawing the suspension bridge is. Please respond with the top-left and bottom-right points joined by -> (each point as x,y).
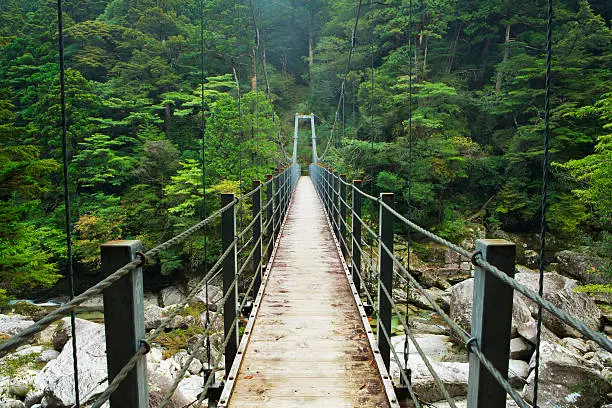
1,0 -> 611,406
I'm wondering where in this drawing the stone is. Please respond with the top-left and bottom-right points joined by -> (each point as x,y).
144,292 -> 160,307
0,400 -> 25,408
177,375 -> 204,402
517,320 -> 560,345
555,250 -> 608,284
509,337 -> 533,360
449,278 -> 535,336
35,350 -> 59,364
515,271 -> 602,338
78,295 -> 104,311
35,321 -> 107,406
193,284 -> 223,312
563,337 -> 588,355
0,314 -> 34,337
51,317 -> 100,351
9,369 -> 37,397
144,304 -> 164,330
523,250 -> 539,268
24,390 -> 43,408
159,286 -> 187,307
508,359 -> 529,388
411,361 -> 470,402
172,351 -> 203,375
523,340 -> 612,407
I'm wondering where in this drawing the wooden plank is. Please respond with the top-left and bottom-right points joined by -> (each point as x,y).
223,177 -> 392,407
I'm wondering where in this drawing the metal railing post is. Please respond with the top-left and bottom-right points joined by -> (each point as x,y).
377,193 -> 394,371
332,171 -> 340,240
265,174 -> 274,262
325,167 -> 331,216
252,180 -> 262,298
340,174 -> 347,257
467,239 -> 516,408
101,240 -> 148,408
352,180 -> 362,294
221,193 -> 238,375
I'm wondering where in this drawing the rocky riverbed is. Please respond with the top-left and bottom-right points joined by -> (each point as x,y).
0,235 -> 610,407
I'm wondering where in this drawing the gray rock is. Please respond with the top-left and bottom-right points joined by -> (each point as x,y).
9,369 -> 37,397
0,400 -> 25,408
159,286 -> 187,307
523,250 -> 539,268
523,340 -> 612,408
450,278 -> 535,336
0,314 -> 34,337
144,292 -> 160,307
144,304 -> 164,330
177,376 -> 204,402
508,359 -> 529,388
193,284 -> 223,311
562,337 -> 588,354
515,271 -> 602,338
24,390 -> 43,408
78,295 -> 103,311
35,350 -> 59,364
172,351 -> 203,375
517,320 -> 560,345
35,321 -> 108,406
412,361 -> 469,402
51,317 -> 100,351
509,337 -> 533,360
555,250 -> 609,284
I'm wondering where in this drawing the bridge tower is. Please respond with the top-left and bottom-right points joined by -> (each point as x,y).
293,113 -> 318,164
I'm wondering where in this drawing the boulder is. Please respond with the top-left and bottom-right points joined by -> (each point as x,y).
0,400 -> 25,408
159,286 -> 187,308
562,337 -> 588,355
172,351 -> 203,375
35,350 -> 59,364
411,361 -> 470,402
177,376 -> 204,402
508,359 -> 529,388
51,317 -> 100,351
35,321 -> 107,407
9,369 -> 37,397
450,279 -> 535,336
24,390 -> 43,407
522,340 -> 612,408
555,250 -> 609,284
515,271 -> 602,338
147,359 -> 192,408
77,296 -> 103,311
0,314 -> 34,337
193,285 -> 223,312
509,337 -> 533,360
144,305 -> 164,330
144,292 -> 160,307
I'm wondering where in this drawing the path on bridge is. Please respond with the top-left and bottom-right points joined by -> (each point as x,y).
222,177 -> 393,407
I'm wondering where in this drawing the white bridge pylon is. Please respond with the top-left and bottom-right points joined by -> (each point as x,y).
293,113 -> 318,164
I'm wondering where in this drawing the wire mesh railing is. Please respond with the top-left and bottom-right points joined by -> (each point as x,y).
0,164 -> 300,408
309,163 -> 612,408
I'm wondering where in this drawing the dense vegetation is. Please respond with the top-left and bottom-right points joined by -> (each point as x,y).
0,0 -> 610,301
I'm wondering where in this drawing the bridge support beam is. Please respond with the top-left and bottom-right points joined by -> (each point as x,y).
265,174 -> 274,262
221,193 -> 239,376
101,240 -> 148,408
377,193 -> 394,372
332,171 -> 340,241
467,239 -> 516,408
273,171 -> 280,244
351,180 -> 362,294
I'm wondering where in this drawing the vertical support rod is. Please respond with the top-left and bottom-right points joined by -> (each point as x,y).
310,113 -> 318,163
377,193 -> 394,371
352,180 -> 362,294
252,180 -> 262,298
265,174 -> 273,261
324,168 -> 330,215
467,239 -> 516,408
293,114 -> 299,164
221,193 -> 238,375
332,171 -> 340,240
101,240 -> 148,408
273,171 -> 280,243
340,174 -> 347,257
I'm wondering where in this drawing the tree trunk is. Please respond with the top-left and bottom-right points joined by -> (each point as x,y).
477,37 -> 493,87
495,24 -> 511,92
447,22 -> 462,74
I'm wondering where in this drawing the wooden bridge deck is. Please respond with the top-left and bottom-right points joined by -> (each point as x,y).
220,176 -> 396,408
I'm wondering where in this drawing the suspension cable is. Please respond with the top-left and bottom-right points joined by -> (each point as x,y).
199,0 -> 212,371
319,0 -> 364,161
533,0 -> 553,405
57,1 -> 80,405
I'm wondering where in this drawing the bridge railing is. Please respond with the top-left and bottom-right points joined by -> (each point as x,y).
0,163 -> 301,408
309,163 -> 611,408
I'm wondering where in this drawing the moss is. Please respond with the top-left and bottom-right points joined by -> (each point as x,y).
574,284 -> 612,294
0,351 -> 45,377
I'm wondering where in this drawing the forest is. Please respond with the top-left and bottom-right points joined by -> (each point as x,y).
0,0 -> 610,302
